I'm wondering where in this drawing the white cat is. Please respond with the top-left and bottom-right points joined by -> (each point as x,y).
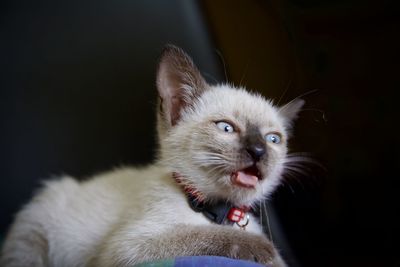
0,45 -> 304,267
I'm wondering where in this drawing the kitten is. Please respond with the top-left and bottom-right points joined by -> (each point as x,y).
0,45 -> 304,267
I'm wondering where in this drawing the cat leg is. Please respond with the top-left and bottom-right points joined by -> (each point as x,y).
1,177 -> 80,267
0,220 -> 48,267
92,224 -> 286,267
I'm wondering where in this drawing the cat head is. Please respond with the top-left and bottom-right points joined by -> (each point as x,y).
157,45 -> 304,206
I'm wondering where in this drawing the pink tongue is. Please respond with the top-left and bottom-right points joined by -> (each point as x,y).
231,171 -> 258,188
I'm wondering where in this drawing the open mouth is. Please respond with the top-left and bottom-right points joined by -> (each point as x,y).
231,164 -> 262,189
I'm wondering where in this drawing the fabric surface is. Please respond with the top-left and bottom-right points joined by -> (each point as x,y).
133,256 -> 266,267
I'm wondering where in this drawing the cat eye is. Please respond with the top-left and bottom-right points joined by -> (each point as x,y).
216,121 -> 235,133
265,133 -> 281,144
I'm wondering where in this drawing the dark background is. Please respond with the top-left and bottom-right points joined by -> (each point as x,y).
1,1 -> 399,266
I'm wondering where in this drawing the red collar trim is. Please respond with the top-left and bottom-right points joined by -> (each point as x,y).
172,172 -> 205,202
172,172 -> 251,225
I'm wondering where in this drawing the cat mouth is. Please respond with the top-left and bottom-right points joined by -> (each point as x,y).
231,164 -> 262,189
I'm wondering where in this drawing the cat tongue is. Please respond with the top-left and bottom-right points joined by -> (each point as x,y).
231,171 -> 258,188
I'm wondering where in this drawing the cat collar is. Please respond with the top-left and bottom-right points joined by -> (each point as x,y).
173,172 -> 251,229
188,194 -> 250,228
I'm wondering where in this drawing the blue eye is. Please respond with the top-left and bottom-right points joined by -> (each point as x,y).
216,121 -> 234,133
265,133 -> 281,144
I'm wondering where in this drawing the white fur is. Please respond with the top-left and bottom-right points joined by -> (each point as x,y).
1,164 -> 263,266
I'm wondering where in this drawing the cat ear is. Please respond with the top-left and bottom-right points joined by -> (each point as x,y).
278,99 -> 305,126
157,45 -> 209,126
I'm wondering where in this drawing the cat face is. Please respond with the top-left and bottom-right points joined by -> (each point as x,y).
157,45 -> 303,206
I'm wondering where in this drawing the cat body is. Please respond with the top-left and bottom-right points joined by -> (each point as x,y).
1,46 -> 303,267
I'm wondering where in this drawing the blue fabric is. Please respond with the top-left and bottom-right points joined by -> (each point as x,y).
134,256 -> 266,267
175,256 -> 265,267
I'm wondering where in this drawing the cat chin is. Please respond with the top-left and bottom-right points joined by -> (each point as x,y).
227,175 -> 282,205
202,176 -> 263,206
178,167 -> 279,206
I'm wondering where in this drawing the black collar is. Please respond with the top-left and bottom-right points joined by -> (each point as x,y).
173,172 -> 251,226
187,194 -> 236,225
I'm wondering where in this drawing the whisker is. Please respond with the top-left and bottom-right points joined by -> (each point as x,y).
289,89 -> 319,103
203,163 -> 233,177
277,76 -> 293,106
284,154 -> 326,172
279,89 -> 319,114
284,166 -> 308,176
239,61 -> 250,87
215,49 -> 228,83
196,151 -> 232,161
259,199 -> 263,230
282,169 -> 307,190
279,178 -> 296,193
263,201 -> 274,245
202,72 -> 219,84
301,108 -> 328,123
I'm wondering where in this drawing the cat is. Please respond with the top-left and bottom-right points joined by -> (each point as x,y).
0,45 -> 304,267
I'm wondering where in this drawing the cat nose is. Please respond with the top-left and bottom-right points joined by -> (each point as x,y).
246,144 -> 266,162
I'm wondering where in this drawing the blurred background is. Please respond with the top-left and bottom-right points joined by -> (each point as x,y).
1,0 -> 399,266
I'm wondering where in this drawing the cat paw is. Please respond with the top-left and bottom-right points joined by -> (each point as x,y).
226,233 -> 284,267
